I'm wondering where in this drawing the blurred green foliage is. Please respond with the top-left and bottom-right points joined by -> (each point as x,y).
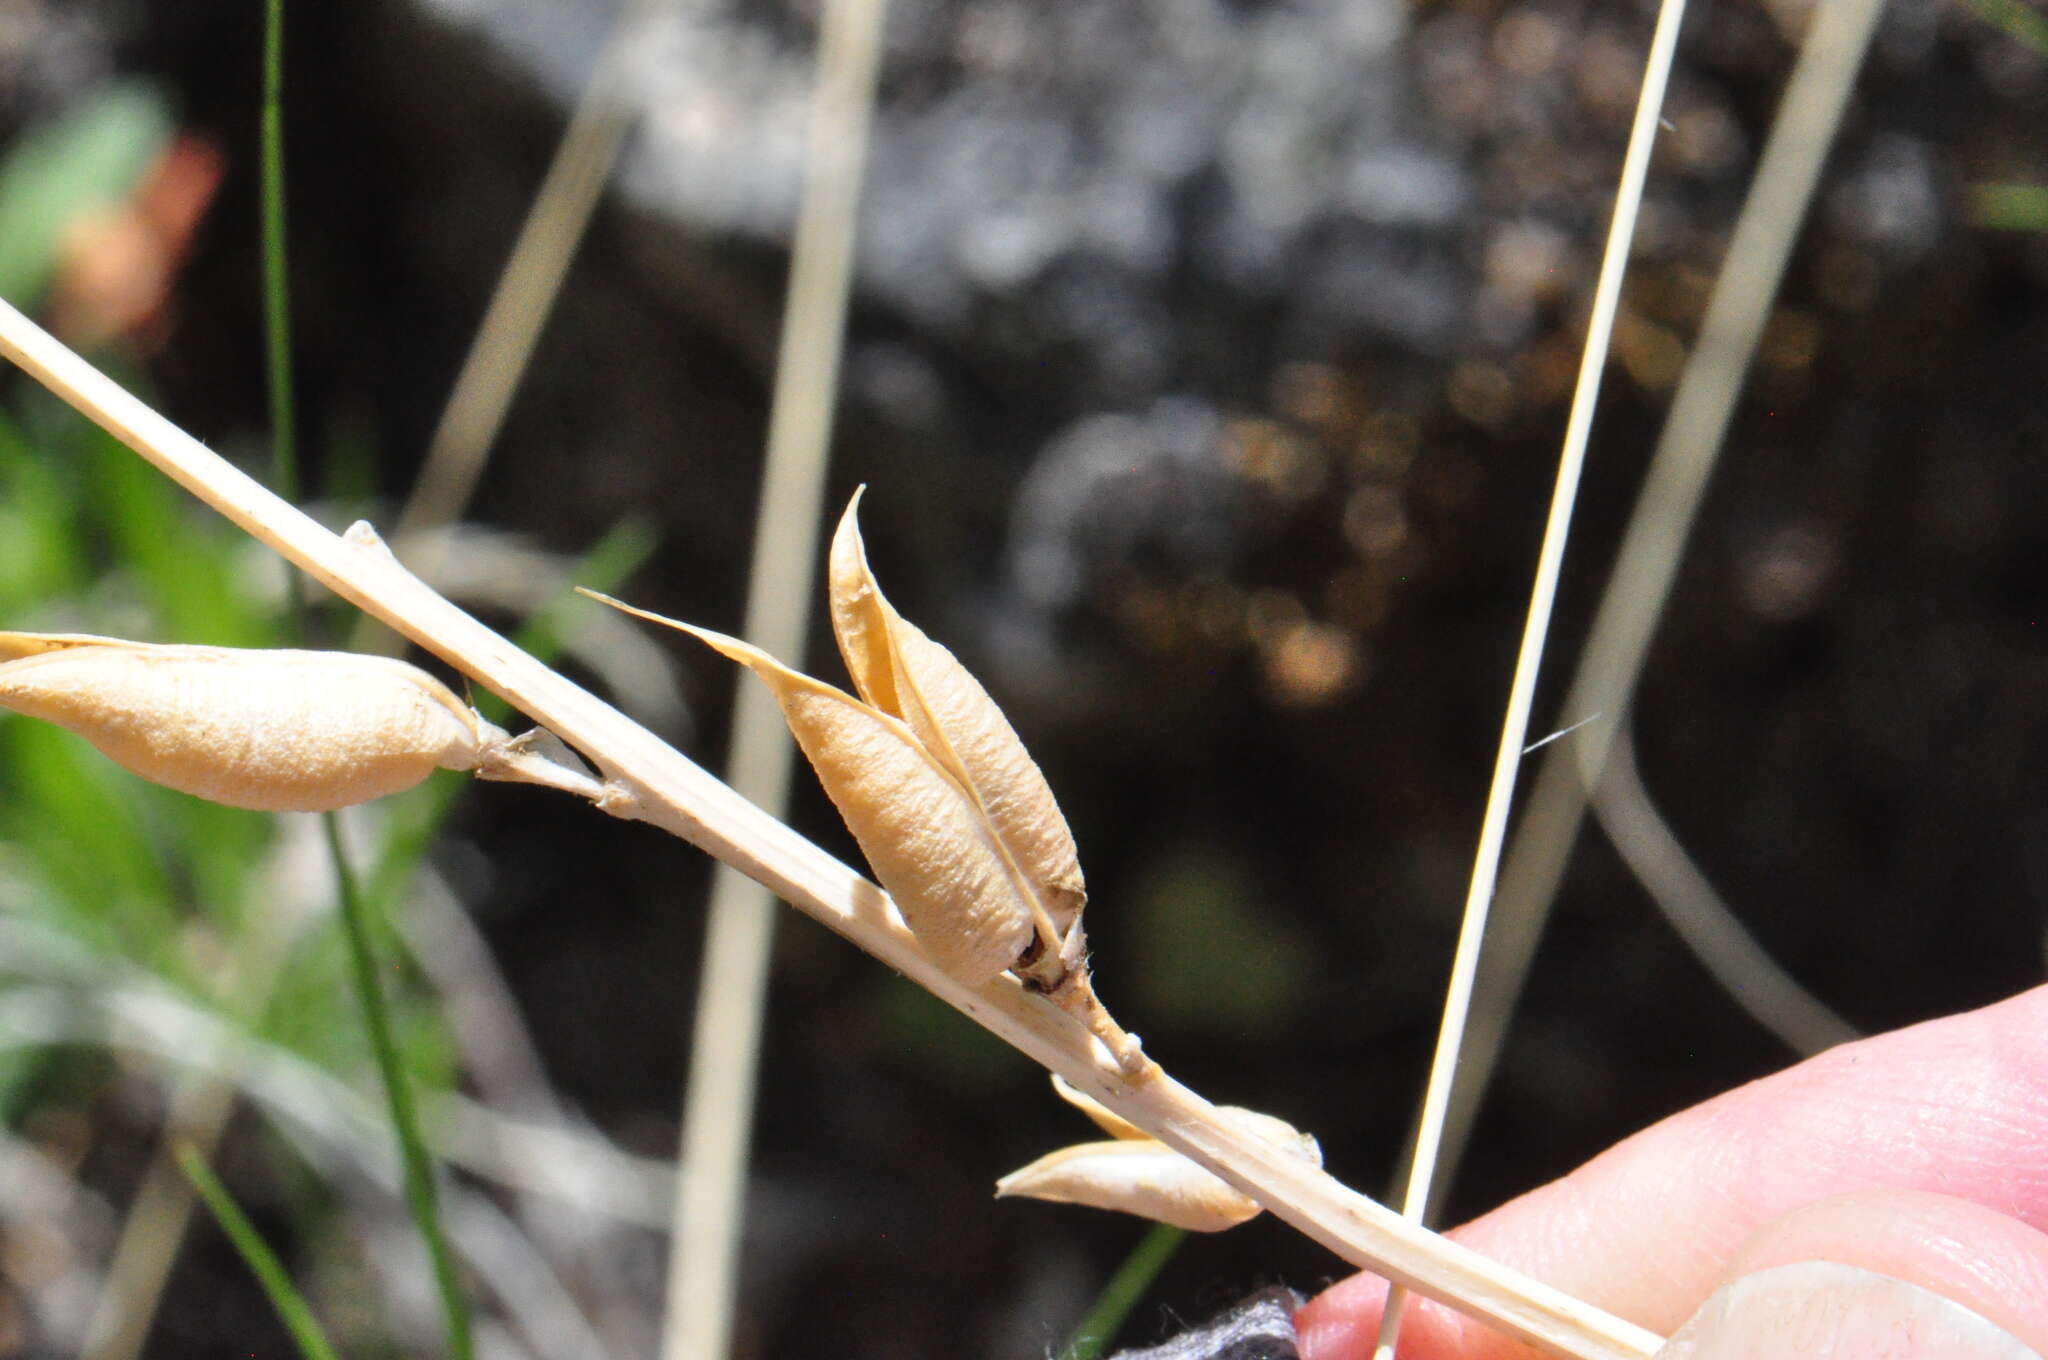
0,83 -> 170,311
1128,846 -> 1314,1036
1971,183 -> 2048,233
1963,0 -> 2048,58
0,397 -> 462,1120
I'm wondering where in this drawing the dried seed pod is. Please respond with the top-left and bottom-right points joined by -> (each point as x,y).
584,495 -> 1144,1065
625,613 -> 1039,985
996,1137 -> 1263,1233
829,490 -> 1087,937
997,1077 -> 1321,1231
0,632 -> 114,662
1049,1073 -> 1148,1140
0,632 -> 484,812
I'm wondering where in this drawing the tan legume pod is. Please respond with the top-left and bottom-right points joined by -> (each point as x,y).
828,491 -> 1087,937
669,620 -> 1038,986
995,1137 -> 1265,1232
0,633 -> 483,812
995,1097 -> 1322,1232
1049,1073 -> 1148,1140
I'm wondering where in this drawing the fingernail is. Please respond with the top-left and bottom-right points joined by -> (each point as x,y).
1659,1261 -> 2041,1360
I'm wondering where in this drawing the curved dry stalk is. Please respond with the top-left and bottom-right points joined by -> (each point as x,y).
1591,728 -> 1858,1055
0,299 -> 1661,1360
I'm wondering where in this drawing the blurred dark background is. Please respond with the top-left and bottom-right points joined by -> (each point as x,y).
0,0 -> 2044,1356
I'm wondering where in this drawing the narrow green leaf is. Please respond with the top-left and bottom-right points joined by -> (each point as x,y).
256,2 -> 468,1355
1971,183 -> 2048,233
1056,1223 -> 1186,1360
176,1143 -> 342,1360
1962,0 -> 2048,56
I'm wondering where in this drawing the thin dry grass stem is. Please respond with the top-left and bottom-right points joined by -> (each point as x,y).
401,873 -> 652,1339
0,300 -> 1664,1360
1,902 -> 674,1228
81,1016 -> 262,1360
662,0 -> 889,1354
434,1096 -> 677,1229
1438,0 -> 1891,1188
78,834 -> 329,1360
0,974 -> 611,1356
385,0 -> 665,572
1372,1 -> 1692,1354
0,1129 -> 115,1351
1591,730 -> 1858,1054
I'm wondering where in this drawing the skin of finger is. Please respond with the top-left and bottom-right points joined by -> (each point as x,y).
1296,984 -> 2048,1360
1697,1189 -> 2048,1357
1663,1260 -> 2041,1360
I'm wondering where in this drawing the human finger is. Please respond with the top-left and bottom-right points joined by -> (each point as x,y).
1658,1190 -> 2048,1360
1296,985 -> 2048,1360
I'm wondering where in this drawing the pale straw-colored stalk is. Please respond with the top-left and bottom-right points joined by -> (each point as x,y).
1437,0 -> 1892,1191
78,898 -> 316,1360
1371,3 -> 1690,1355
661,0 -> 888,1353
0,298 -> 1663,1360
388,0 -> 667,563
1591,730 -> 1857,1054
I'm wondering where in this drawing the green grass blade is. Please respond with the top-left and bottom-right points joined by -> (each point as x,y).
260,0 -> 298,512
260,0 -> 308,636
1970,183 -> 2048,232
325,815 -> 474,1358
1962,0 -> 2048,56
1056,1223 -> 1186,1360
175,1143 -> 342,1360
257,4 -> 471,1355
495,515 -> 660,705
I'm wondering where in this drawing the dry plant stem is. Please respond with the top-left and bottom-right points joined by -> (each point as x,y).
390,0 -> 663,558
1052,971 -> 1143,1069
1592,730 -> 1857,1054
0,981 -> 608,1357
79,901 -> 309,1360
83,1079 -> 247,1360
1437,0 -> 1890,1188
0,302 -> 1660,1360
80,826 -> 333,1360
1374,0 -> 1690,1353
663,0 -> 888,1355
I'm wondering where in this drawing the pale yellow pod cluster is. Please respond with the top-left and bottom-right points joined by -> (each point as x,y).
995,1076 -> 1322,1232
583,490 -> 1089,990
661,621 -> 1038,984
828,488 -> 1086,937
0,632 -> 485,812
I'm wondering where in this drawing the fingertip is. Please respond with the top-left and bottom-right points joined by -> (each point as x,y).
1295,1278 -> 1527,1360
1293,1275 -> 1385,1360
1299,989 -> 2048,1359
1696,1190 -> 2048,1358
1659,1261 -> 2040,1360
